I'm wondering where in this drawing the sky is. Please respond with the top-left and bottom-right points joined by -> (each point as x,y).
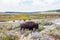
0,0 -> 60,12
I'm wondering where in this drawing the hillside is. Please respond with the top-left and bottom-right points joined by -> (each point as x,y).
45,9 -> 60,12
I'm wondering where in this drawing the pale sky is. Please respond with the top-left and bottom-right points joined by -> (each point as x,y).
0,0 -> 60,12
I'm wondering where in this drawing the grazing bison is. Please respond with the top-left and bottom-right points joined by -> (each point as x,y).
20,21 -> 39,30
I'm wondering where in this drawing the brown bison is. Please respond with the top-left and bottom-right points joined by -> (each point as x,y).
20,21 -> 39,30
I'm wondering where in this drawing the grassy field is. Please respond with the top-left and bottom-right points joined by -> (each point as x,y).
0,12 -> 60,40
0,12 -> 60,20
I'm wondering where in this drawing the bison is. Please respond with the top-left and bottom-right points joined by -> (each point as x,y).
20,21 -> 39,30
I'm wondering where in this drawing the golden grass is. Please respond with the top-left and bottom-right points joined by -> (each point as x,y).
0,13 -> 60,20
